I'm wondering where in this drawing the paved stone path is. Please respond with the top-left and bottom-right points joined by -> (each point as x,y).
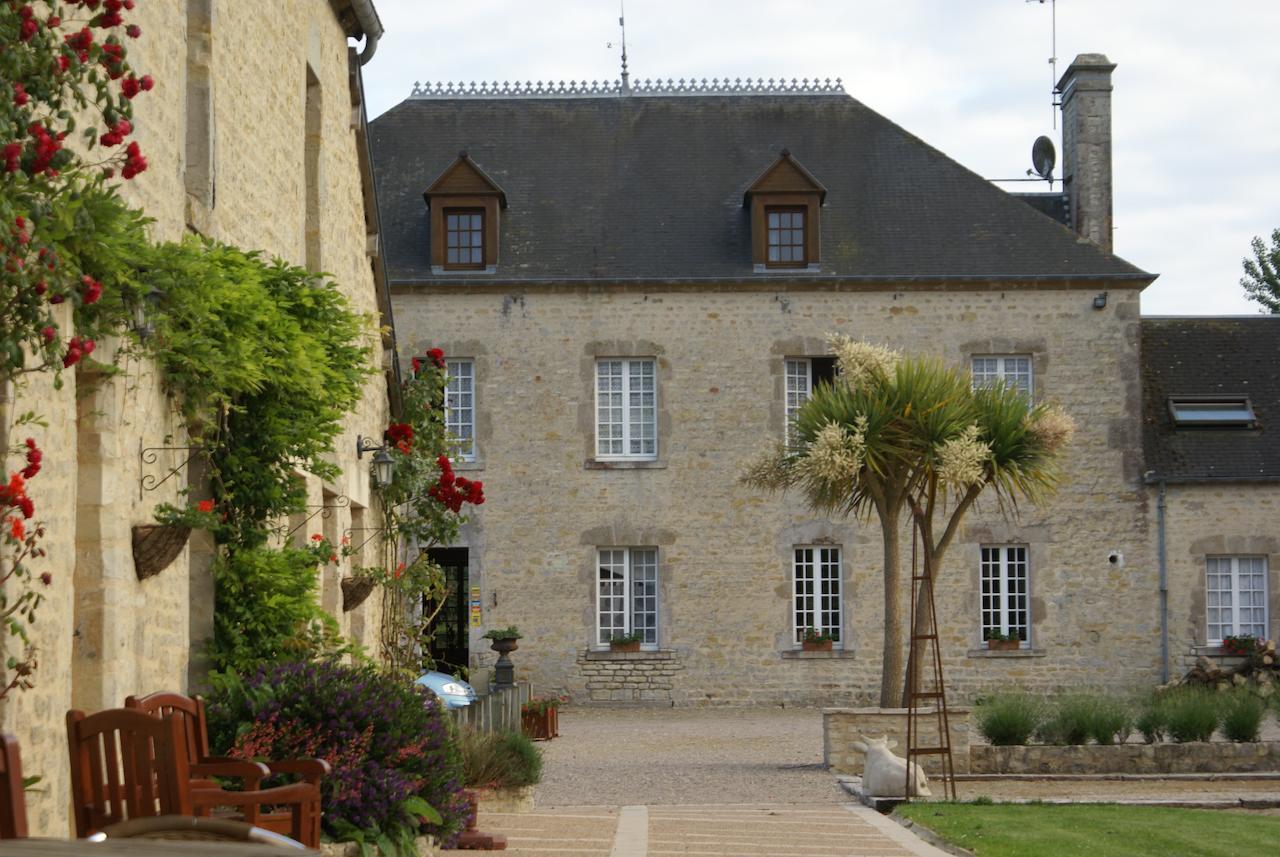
473,708 -> 948,856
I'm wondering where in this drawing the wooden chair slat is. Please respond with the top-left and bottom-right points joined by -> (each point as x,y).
0,733 -> 29,839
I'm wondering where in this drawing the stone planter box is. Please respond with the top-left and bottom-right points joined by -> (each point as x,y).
824,707 -> 972,774
321,835 -> 435,856
970,741 -> 1280,775
473,784 -> 535,813
802,639 -> 833,652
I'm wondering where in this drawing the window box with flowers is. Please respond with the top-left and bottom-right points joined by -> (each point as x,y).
608,631 -> 643,653
521,696 -> 563,741
801,627 -> 834,652
137,499 -> 220,580
984,629 -> 1024,651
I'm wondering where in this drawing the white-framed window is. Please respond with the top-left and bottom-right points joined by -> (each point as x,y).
595,358 -> 656,459
596,547 -> 658,648
971,355 -> 1033,398
981,545 -> 1030,645
793,546 -> 842,646
1206,556 -> 1269,643
784,357 -> 836,444
445,359 -> 476,462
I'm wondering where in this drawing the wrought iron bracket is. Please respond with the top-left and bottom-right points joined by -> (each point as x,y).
139,439 -> 203,500
285,494 -> 350,540
342,526 -> 390,554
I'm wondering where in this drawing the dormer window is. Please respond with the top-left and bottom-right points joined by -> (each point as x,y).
445,209 -> 484,269
423,151 -> 507,274
745,149 -> 826,271
1169,396 -> 1257,428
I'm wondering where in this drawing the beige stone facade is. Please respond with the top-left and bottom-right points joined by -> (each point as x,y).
0,1 -> 391,836
395,283 -> 1163,706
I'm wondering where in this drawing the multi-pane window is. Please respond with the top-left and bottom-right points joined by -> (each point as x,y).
981,545 -> 1029,645
767,207 -> 806,266
793,546 -> 842,646
595,359 -> 656,459
971,355 -> 1033,398
444,359 -> 475,461
597,547 -> 658,648
784,357 -> 836,444
445,209 -> 484,268
1206,556 -> 1269,643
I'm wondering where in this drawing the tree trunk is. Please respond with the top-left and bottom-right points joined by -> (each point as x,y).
878,506 -> 904,707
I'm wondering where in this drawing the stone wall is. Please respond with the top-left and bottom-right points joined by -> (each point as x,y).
577,650 -> 684,705
393,283 -> 1156,706
970,742 -> 1280,775
0,1 -> 391,836
824,708 -> 972,774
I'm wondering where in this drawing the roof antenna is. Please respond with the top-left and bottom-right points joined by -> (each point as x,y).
1026,0 -> 1058,128
617,1 -> 630,93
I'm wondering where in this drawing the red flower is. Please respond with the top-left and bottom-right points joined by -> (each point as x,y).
39,572 -> 52,586
9,517 -> 24,541
426,347 -> 446,369
120,75 -> 141,98
411,357 -> 422,375
311,533 -> 324,542
197,499 -> 215,513
17,497 -> 33,520
41,326 -> 55,343
81,275 -> 103,304
386,422 -> 414,453
125,24 -> 141,38
13,84 -> 29,107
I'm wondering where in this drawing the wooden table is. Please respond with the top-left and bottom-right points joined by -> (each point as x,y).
0,840 -> 317,856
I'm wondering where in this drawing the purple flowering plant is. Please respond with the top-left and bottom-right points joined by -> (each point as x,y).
206,660 -> 470,851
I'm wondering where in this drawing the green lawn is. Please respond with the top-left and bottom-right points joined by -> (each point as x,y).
894,803 -> 1280,857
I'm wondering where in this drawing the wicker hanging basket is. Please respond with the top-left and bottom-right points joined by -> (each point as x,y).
131,524 -> 193,580
341,575 -> 377,612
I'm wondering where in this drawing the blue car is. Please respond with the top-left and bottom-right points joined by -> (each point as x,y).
415,671 -> 478,709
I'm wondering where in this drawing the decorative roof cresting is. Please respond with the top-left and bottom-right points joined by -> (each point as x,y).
408,77 -> 846,99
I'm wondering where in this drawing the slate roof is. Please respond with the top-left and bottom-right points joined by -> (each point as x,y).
1141,317 -> 1280,483
370,93 -> 1153,284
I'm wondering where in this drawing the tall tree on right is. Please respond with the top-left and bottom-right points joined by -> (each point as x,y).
1241,228 -> 1280,313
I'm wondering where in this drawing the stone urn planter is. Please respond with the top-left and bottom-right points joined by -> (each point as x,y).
802,639 -> 834,652
340,574 -> 376,612
131,523 -> 192,580
485,630 -> 521,689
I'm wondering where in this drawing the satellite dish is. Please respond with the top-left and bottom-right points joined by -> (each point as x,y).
1031,136 -> 1056,180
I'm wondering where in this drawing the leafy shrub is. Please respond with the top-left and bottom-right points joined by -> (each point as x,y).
975,694 -> 1040,746
209,547 -> 350,674
1135,700 -> 1167,744
1161,687 -> 1220,743
206,660 -> 469,852
1221,690 -> 1266,742
1085,696 -> 1133,745
1036,695 -> 1095,745
458,729 -> 543,789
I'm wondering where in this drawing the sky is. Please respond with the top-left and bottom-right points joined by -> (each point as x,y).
359,0 -> 1280,316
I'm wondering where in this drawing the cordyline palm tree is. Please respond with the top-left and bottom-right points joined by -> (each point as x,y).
743,337 -> 1074,707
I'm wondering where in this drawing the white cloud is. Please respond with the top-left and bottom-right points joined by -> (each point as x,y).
360,0 -> 1280,315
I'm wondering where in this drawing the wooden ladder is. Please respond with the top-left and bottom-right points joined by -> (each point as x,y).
904,518 -> 957,800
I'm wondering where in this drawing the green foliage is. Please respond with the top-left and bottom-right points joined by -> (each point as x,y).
894,803 -> 1280,857
1160,686 -> 1220,743
142,238 -> 373,547
1035,695 -> 1094,745
457,729 -> 543,789
209,547 -> 350,674
482,626 -> 522,641
1135,698 -> 1167,744
1084,696 -> 1133,745
1221,689 -> 1266,743
1241,227 -> 1280,313
975,694 -> 1041,746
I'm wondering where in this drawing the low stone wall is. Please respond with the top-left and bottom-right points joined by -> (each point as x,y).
474,784 -> 536,813
824,707 -> 972,774
577,649 -> 683,704
970,742 -> 1280,775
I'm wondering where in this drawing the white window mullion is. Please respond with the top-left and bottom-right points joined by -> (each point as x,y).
445,359 -> 475,461
793,546 -> 842,647
785,358 -> 812,444
596,358 -> 656,460
597,547 -> 659,649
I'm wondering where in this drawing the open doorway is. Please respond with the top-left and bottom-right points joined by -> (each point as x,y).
424,547 -> 469,675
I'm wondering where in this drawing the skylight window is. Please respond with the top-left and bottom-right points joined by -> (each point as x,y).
1169,396 -> 1257,428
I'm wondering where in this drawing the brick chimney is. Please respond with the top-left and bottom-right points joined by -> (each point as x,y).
1057,53 -> 1116,253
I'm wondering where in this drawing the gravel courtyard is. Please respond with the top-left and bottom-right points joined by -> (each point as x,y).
533,706 -> 847,807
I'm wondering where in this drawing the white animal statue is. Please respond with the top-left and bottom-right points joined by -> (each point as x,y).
852,734 -> 931,798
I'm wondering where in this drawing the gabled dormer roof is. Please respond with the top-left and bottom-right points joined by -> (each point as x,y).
423,151 -> 507,208
743,149 -> 827,206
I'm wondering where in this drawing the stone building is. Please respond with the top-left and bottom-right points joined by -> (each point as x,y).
368,54 -> 1264,707
0,0 -> 395,836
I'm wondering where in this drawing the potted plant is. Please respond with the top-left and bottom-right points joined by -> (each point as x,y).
521,696 -> 563,741
985,629 -> 1023,651
483,626 -> 522,689
801,627 -> 834,652
608,631 -> 643,653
